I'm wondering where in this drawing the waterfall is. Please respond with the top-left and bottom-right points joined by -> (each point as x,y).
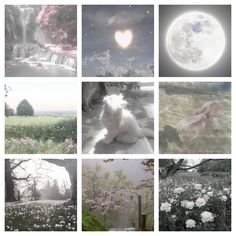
51,54 -> 59,64
22,17 -> 26,44
19,7 -> 32,44
12,44 -> 41,58
63,57 -> 76,69
5,6 -> 77,72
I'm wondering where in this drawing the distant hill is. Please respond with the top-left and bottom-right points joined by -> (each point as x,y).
35,111 -> 76,116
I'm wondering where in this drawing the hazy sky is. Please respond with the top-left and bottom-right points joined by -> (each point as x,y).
83,159 -> 153,185
5,79 -> 77,112
82,5 -> 154,77
12,159 -> 71,192
159,5 -> 231,77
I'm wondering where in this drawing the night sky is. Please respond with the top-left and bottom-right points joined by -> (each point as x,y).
82,5 -> 154,77
159,5 -> 231,77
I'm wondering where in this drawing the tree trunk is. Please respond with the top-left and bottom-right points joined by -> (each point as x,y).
141,214 -> 147,231
138,195 -> 142,230
5,159 -> 17,202
64,159 -> 77,202
167,159 -> 185,177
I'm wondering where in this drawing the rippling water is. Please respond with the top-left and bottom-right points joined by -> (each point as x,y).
159,82 -> 231,154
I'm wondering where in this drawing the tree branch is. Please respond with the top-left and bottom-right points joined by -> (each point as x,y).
12,174 -> 30,181
178,159 -> 213,170
10,159 -> 30,171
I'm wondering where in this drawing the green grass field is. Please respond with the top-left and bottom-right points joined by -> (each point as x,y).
6,116 -> 70,126
5,116 -> 77,154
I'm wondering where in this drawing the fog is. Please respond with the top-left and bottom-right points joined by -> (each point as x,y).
83,159 -> 153,185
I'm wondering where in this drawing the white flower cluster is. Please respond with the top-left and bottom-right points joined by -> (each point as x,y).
201,211 -> 214,223
196,198 -> 206,207
181,200 -> 194,209
173,187 -> 185,194
186,219 -> 196,228
160,202 -> 171,212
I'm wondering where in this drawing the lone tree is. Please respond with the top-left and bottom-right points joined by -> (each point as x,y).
16,99 -> 34,116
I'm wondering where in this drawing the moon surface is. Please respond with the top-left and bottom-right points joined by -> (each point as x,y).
115,30 -> 133,48
166,11 -> 225,71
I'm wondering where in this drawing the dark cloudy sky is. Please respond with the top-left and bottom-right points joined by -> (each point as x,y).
159,5 -> 231,77
82,5 -> 154,77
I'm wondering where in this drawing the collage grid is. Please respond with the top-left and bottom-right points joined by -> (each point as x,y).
0,0 -> 234,234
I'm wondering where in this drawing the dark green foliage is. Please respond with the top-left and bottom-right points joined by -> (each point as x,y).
82,210 -> 106,231
198,159 -> 231,173
16,99 -> 34,116
5,103 -> 14,117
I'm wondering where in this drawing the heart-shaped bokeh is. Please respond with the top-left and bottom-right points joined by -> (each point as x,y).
115,30 -> 133,48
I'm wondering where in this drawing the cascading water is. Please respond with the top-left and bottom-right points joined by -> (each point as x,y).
6,5 -> 77,75
19,7 -> 32,44
51,54 -> 59,64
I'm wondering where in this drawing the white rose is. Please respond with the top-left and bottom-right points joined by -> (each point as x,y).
203,194 -> 210,202
194,184 -> 202,190
174,187 -> 185,194
186,219 -> 196,228
201,189 -> 206,194
221,196 -> 227,201
169,198 -> 174,203
196,198 -> 206,207
160,202 -> 171,212
223,188 -> 230,194
201,211 -> 214,223
181,200 -> 187,208
185,201 -> 195,209
207,191 -> 213,197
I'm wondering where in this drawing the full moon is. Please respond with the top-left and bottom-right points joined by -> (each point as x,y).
115,30 -> 133,48
166,11 -> 225,71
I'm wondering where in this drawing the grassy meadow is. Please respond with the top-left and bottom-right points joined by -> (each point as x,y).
5,116 -> 77,154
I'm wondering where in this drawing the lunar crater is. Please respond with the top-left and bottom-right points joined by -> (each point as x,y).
166,11 -> 225,71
